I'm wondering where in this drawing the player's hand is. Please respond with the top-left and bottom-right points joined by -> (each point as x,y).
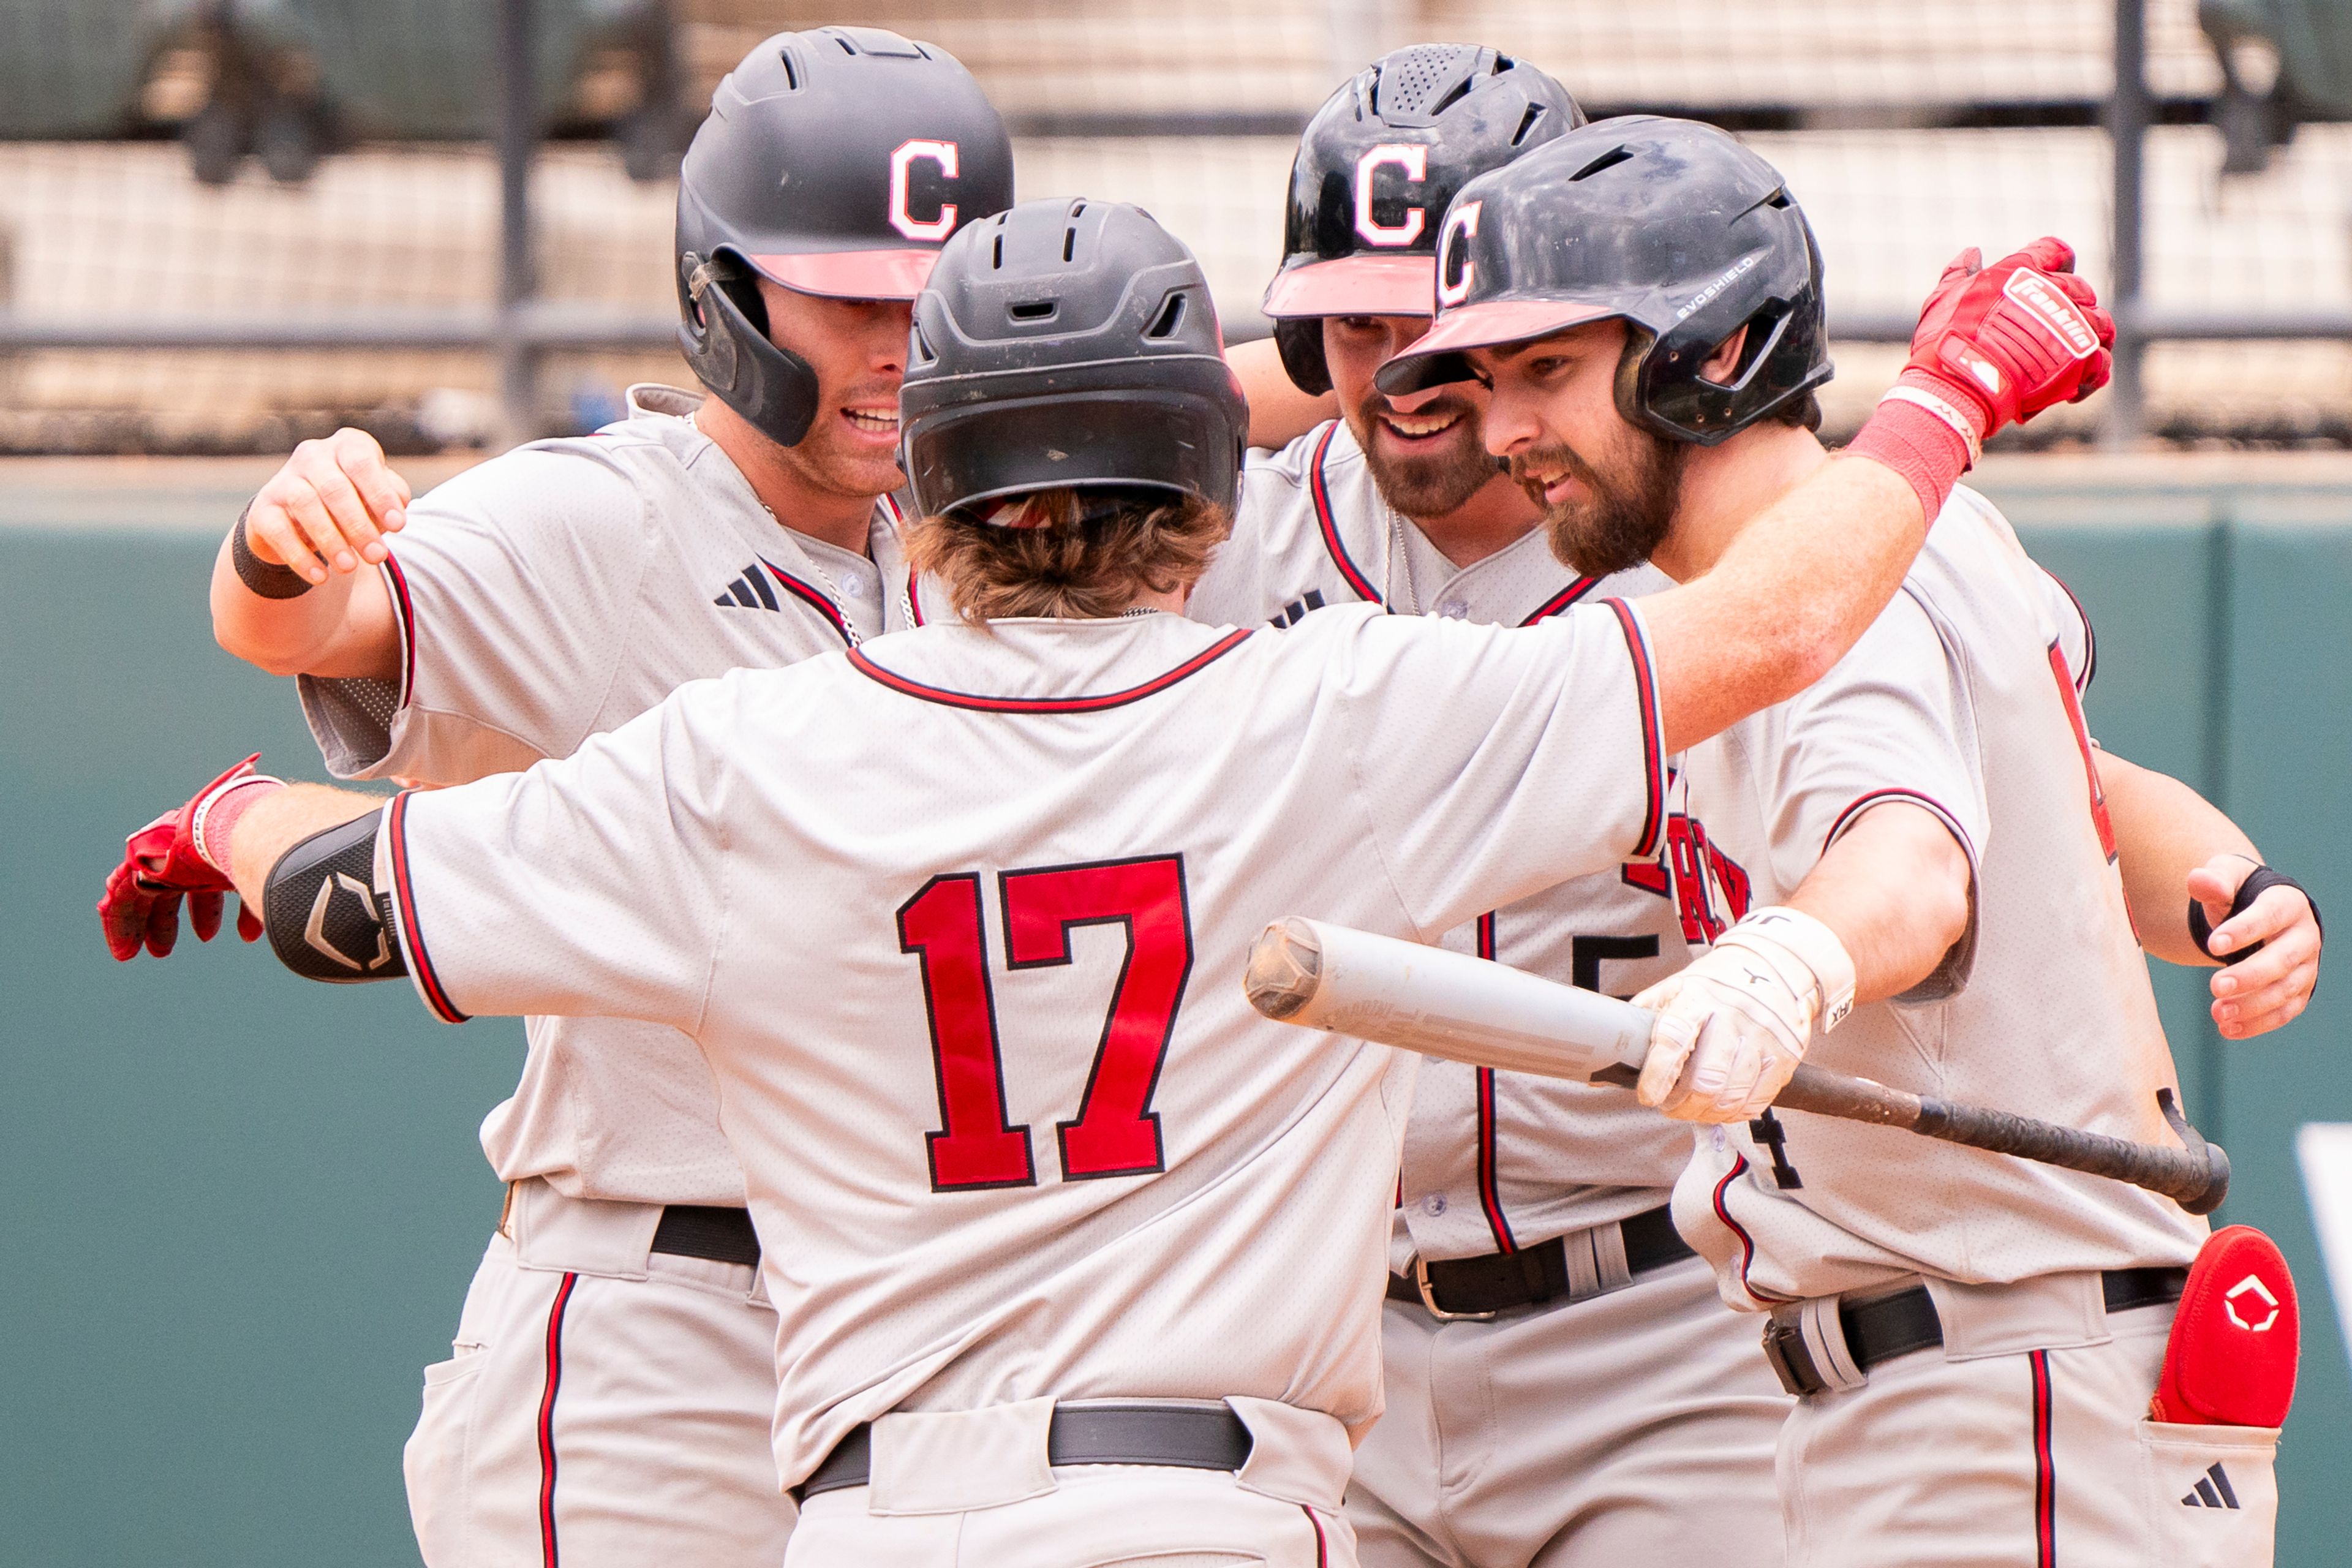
99,755 -> 278,961
1631,908 -> 1855,1123
1902,237 -> 2115,442
1633,961 -> 1809,1123
2191,855 -> 2322,1039
241,428 -> 412,587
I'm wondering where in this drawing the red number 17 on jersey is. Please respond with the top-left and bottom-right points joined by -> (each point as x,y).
897,854 -> 1194,1192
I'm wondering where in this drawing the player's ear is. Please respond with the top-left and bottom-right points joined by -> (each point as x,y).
1699,326 -> 1749,386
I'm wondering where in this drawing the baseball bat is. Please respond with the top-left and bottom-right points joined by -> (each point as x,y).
1245,917 -> 2230,1215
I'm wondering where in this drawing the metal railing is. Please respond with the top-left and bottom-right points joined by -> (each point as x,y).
0,0 -> 2334,449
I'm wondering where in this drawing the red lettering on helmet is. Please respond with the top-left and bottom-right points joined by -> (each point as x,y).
1354,144 -> 1429,248
890,139 -> 960,242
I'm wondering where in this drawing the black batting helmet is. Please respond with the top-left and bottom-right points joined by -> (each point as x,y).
675,28 -> 1014,446
1264,44 -> 1585,394
898,199 -> 1248,520
1378,116 -> 1832,446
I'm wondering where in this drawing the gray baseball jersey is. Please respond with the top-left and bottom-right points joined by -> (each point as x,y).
1189,420 -> 1692,1257
300,383 -> 926,1206
369,601 -> 1668,1485
1665,485 -> 2209,1306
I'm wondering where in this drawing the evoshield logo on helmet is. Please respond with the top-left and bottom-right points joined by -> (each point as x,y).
889,139 -> 961,241
1376,118 -> 1833,448
1436,202 -> 1483,308
1675,253 -> 1761,323
1354,145 -> 1430,247
2002,270 -> 2101,359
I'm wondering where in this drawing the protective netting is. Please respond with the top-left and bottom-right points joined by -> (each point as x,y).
3,0 -> 2348,450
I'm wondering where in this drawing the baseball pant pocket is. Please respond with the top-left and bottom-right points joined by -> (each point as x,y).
405,1346 -> 489,1568
1077,1555 -> 1262,1567
2135,1419 -> 2278,1568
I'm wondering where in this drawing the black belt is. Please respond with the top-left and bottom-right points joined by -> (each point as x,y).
1765,1267 -> 2188,1397
796,1403 -> 1253,1501
1387,1204 -> 1696,1319
650,1205 -> 760,1267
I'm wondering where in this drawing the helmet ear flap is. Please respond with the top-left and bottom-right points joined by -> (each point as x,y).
1611,322 -> 1659,434
1273,317 -> 1333,397
675,252 -> 821,447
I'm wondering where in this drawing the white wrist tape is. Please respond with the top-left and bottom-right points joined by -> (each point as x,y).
1714,906 -> 1859,1034
191,772 -> 287,873
1880,384 -> 1983,469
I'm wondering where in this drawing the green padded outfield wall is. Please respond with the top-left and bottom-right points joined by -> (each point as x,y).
4,466 -> 2351,1565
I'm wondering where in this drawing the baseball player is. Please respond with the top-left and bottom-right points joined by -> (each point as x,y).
99,193 -> 2090,1565
1381,116 -> 2321,1566
1199,60 -> 2317,1568
191,29 -> 1016,1568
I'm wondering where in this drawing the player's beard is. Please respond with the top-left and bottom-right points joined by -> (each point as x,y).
1344,387 -> 1499,521
1512,427 -> 1689,578
790,375 -> 908,500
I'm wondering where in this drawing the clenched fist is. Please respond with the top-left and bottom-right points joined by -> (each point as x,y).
1632,908 -> 1857,1123
99,755 -> 284,961
1901,237 -> 2115,443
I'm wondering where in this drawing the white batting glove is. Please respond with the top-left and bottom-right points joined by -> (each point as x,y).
1632,908 -> 1858,1123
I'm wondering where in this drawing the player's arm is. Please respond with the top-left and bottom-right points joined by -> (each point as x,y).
1629,596 -> 1986,1123
102,698 -> 730,1032
1228,336 -> 1336,450
2097,748 -> 2321,1038
1629,809 -> 1970,1123
210,429 -> 407,680
1784,802 -> 1973,1004
1641,239 -> 2114,756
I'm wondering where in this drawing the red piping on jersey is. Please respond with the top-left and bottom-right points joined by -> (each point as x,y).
1710,1155 -> 1773,1306
758,557 -> 854,646
2042,568 -> 2096,692
2047,639 -> 2119,865
1602,598 -> 1666,858
845,629 -> 1253,713
1472,913 -> 1518,1254
382,552 -> 418,709
386,791 -> 469,1023
1825,788 -> 1979,867
1306,422 -> 1384,606
2029,1349 -> 2056,1567
1518,576 -> 1601,625
1302,1504 -> 1329,1567
538,1271 -> 580,1568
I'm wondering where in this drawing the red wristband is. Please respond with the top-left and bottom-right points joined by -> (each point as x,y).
1842,395 -> 1972,526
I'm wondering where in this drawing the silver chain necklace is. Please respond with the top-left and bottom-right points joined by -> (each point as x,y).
1384,504 -> 1422,617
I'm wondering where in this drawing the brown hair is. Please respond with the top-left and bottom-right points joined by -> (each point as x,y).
905,488 -> 1233,624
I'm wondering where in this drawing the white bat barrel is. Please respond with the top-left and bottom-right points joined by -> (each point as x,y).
1243,916 -> 1655,1084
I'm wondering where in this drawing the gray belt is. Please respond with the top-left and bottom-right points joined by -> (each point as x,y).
795,1401 -> 1254,1501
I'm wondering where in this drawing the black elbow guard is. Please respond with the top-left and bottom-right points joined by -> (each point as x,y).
263,811 -> 410,983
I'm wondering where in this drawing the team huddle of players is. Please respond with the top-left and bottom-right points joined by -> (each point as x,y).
100,28 -> 2323,1568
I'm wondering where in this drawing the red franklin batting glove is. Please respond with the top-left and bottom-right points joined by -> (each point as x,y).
1901,236 -> 2115,443
1845,237 -> 2115,524
99,754 -> 287,961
